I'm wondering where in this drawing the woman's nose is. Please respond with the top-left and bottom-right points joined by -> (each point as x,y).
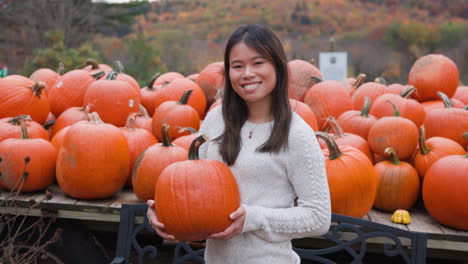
242,65 -> 255,78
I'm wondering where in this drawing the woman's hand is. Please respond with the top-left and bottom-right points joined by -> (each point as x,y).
146,200 -> 179,243
207,206 -> 246,240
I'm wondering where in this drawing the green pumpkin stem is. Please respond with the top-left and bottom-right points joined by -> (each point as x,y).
437,91 -> 452,108
385,147 -> 401,165
178,90 -> 193,105
85,58 -> 100,69
400,85 -> 416,99
354,73 -> 366,89
418,126 -> 431,155
57,62 -> 64,75
91,70 -> 105,80
360,97 -> 371,117
315,131 -> 342,160
145,73 -> 161,90
106,71 -> 119,80
326,116 -> 345,138
18,117 -> 30,139
115,60 -> 124,73
188,135 -> 208,160
138,104 -> 150,118
161,123 -> 173,147
386,100 -> 400,117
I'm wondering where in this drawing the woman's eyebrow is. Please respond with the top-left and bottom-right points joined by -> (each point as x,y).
230,56 -> 265,64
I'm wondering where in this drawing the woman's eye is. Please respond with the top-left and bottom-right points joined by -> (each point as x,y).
232,65 -> 243,69
254,61 -> 264,65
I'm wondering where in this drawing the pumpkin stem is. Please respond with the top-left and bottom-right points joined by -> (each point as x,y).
138,104 -> 151,118
31,81 -> 46,97
115,60 -> 124,73
309,58 -> 315,65
83,104 -> 93,121
315,131 -> 342,160
161,123 -> 174,147
91,70 -> 105,80
85,58 -> 100,69
43,120 -> 56,130
360,97 -> 371,117
145,72 -> 161,90
124,113 -> 139,130
8,115 -> 32,126
386,100 -> 400,117
464,105 -> 468,111
374,76 -> 387,85
57,62 -> 64,75
437,91 -> 452,108
418,126 -> 431,155
106,71 -> 119,80
188,134 -> 208,160
89,112 -> 104,125
400,85 -> 416,99
178,90 -> 193,105
385,147 -> 401,165
326,116 -> 345,138
353,73 -> 366,89
18,117 -> 30,139
177,127 -> 198,135
311,76 -> 322,84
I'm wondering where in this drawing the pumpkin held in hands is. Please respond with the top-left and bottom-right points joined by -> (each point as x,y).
154,135 -> 240,241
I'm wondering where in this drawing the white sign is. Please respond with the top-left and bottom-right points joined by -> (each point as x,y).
319,52 -> 347,81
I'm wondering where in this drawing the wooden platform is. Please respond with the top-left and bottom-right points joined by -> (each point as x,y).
1,184 -> 468,257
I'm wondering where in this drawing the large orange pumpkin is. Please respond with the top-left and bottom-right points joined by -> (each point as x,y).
351,81 -> 388,110
289,99 -> 318,131
408,54 -> 459,102
140,74 -> 164,116
373,147 -> 420,212
195,62 -> 225,106
287,59 -> 322,101
423,153 -> 468,230
172,127 -> 200,151
452,86 -> 468,105
50,106 -> 90,137
30,67 -> 61,93
56,112 -> 130,199
337,97 -> 377,140
0,75 -> 50,124
0,115 -> 49,142
132,124 -> 188,201
155,135 -> 240,241
316,132 -> 377,218
0,118 -> 56,192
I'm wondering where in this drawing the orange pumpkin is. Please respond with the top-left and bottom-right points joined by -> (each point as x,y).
56,112 -> 130,199
133,105 -> 153,132
337,97 -> 377,140
423,152 -> 468,230
132,124 -> 187,201
0,118 -> 56,192
368,103 -> 418,160
373,147 -> 420,212
408,54 -> 459,102
113,61 -> 141,94
0,115 -> 49,142
140,73 -> 163,116
152,90 -> 200,141
120,113 -> 158,186
50,106 -> 90,137
287,59 -> 322,101
316,132 -> 377,218
195,62 -> 225,106
50,125 -> 72,151
155,135 -> 240,241
82,58 -> 112,77
154,72 -> 185,85
172,127 -> 200,151
452,86 -> 468,105
29,67 -> 61,93
289,99 -> 318,131
351,81 -> 388,110
0,75 -> 50,124
411,126 -> 465,179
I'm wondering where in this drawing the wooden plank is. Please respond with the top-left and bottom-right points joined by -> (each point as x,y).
40,185 -> 79,211
108,188 -> 140,209
367,209 -> 409,231
0,207 -> 121,222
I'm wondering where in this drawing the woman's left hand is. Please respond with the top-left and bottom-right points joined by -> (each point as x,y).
207,206 -> 246,240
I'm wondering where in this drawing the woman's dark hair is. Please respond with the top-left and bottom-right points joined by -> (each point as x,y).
217,24 -> 292,166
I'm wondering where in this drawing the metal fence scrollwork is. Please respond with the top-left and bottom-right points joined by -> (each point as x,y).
111,204 -> 427,264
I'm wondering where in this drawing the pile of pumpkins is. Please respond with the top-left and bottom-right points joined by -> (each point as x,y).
0,53 -> 467,237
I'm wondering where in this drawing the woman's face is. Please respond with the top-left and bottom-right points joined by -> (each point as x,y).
229,42 -> 276,109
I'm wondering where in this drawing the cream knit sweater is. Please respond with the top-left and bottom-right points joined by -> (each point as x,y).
199,106 -> 331,264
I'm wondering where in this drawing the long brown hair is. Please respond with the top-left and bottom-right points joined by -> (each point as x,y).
217,24 -> 292,166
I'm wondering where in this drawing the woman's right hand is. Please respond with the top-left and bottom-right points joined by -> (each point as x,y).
146,200 -> 179,242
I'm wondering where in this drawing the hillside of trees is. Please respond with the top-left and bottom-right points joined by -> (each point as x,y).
1,0 -> 467,85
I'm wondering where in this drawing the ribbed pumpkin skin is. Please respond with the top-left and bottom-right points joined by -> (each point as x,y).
0,117 -> 49,142
153,78 -> 207,119
452,86 -> 468,105
408,54 -> 459,102
48,70 -> 96,117
423,108 -> 468,147
30,68 -> 61,93
83,79 -> 141,126
50,107 -> 88,137
173,133 -> 200,151
132,143 -> 187,201
304,81 -> 352,130
287,60 -> 322,101
56,121 -> 130,199
0,75 -> 50,124
0,138 -> 57,192
373,161 -> 420,212
337,110 -> 376,140
154,72 -> 185,85
319,141 -> 377,218
351,82 -> 388,110
50,126 -> 71,151
368,116 -> 418,160
289,99 -> 318,131
152,102 -> 200,141
155,159 -> 240,241
370,93 -> 426,127
411,137 -> 465,179
195,62 -> 225,106
421,98 -> 465,112
423,154 -> 468,230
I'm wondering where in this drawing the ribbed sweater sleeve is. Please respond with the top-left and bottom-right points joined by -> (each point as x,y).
241,123 -> 331,243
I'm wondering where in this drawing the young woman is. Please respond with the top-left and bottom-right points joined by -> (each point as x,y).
147,24 -> 331,263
